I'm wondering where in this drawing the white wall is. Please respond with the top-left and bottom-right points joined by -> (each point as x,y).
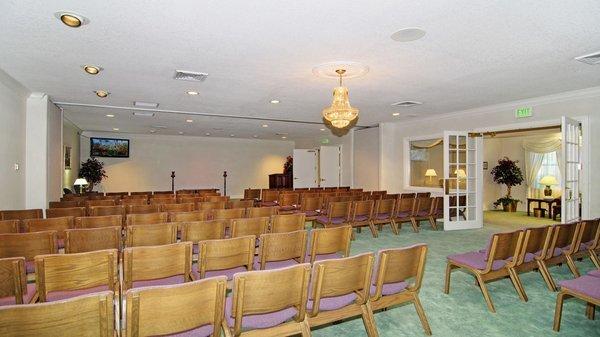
80,132 -> 294,198
0,69 -> 28,209
380,88 -> 600,218
46,101 -> 62,203
353,127 -> 379,190
62,119 -> 81,191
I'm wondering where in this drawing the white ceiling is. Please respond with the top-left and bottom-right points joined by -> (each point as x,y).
1,1 -> 600,141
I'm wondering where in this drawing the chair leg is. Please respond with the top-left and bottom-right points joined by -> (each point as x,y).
410,218 -> 419,233
221,320 -> 233,337
553,292 -> 569,332
390,220 -> 399,235
565,255 -> 581,278
475,273 -> 496,313
508,267 -> 528,302
586,303 -> 595,320
368,221 -> 378,238
589,250 -> 600,269
300,316 -> 312,337
536,260 -> 557,292
444,263 -> 454,294
428,216 -> 438,230
360,301 -> 379,337
412,293 -> 432,335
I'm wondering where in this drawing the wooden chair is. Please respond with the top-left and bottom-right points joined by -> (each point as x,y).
197,201 -> 227,211
260,189 -> 279,207
350,200 -> 376,238
22,217 -> 74,249
416,192 -> 431,198
126,204 -> 160,215
149,197 -> 177,206
0,220 -> 19,234
247,206 -> 279,218
373,198 -> 398,235
0,291 -> 115,336
205,196 -> 230,203
65,227 -> 121,253
213,208 -> 246,221
130,192 -> 152,196
126,212 -> 168,227
552,273 -> 600,332
227,199 -> 254,209
509,226 -> 555,294
88,205 -> 126,217
75,215 -> 123,229
429,197 -> 443,229
243,188 -> 261,200
271,213 -> 306,233
0,231 -> 57,274
168,210 -> 211,222
411,197 -> 437,231
0,209 -> 43,221
371,244 -> 431,335
224,264 -> 312,337
300,196 -> 322,227
256,230 -> 307,270
153,191 -> 174,195
544,222 -> 581,287
34,249 -> 118,302
180,220 -> 227,255
230,217 -> 269,239
45,207 -> 86,218
125,277 -> 227,337
278,193 -> 300,214
315,201 -> 351,228
196,236 -> 255,280
394,197 -> 417,232
565,219 -> 600,276
125,223 -> 178,247
307,226 -> 352,264
400,193 -> 415,199
159,202 -> 194,213
48,201 -> 80,208
0,257 -> 35,305
445,230 -> 525,312
106,192 -> 128,197
123,242 -> 194,291
85,199 -> 116,208
307,253 -> 378,337
177,195 -> 203,205
120,198 -> 149,206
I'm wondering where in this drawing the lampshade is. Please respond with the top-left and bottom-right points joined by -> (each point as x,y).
539,175 -> 558,186
425,169 -> 437,177
454,169 -> 467,179
74,178 -> 88,186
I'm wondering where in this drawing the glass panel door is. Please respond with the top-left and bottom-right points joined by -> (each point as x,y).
561,117 -> 581,223
443,131 -> 483,230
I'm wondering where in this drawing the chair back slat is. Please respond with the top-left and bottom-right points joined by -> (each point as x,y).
196,201 -> 226,211
308,226 -> 352,263
247,206 -> 279,218
0,220 -> 19,234
46,207 -> 86,218
126,223 -> 178,247
311,253 -> 373,304
257,230 -> 307,269
0,231 -> 57,261
488,230 -> 524,262
65,227 -> 121,253
374,244 -> 427,289
88,205 -> 126,217
159,203 -> 193,213
271,213 -> 305,233
230,217 -> 269,238
0,257 -> 26,303
22,217 -> 74,241
180,220 -> 226,242
197,236 -> 254,278
49,201 -> 80,208
328,201 -> 352,219
126,204 -> 160,215
126,212 -> 168,227
0,209 -> 43,221
75,215 -> 123,229
168,210 -> 211,222
518,226 -> 553,263
213,208 -> 245,220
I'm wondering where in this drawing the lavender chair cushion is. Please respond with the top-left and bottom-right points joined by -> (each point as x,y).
279,206 -> 298,212
58,238 -> 65,249
132,275 -> 185,288
0,283 -> 36,306
193,244 -> 199,255
261,201 -> 278,207
523,248 -> 562,263
562,243 -> 586,252
167,324 -> 213,337
416,211 -> 429,217
25,261 -> 35,274
375,213 -> 390,220
224,295 -> 297,329
193,265 -> 248,280
559,275 -> 600,299
588,269 -> 600,278
253,259 -> 300,271
370,281 -> 409,297
395,212 -> 410,219
353,215 -> 370,222
447,251 -> 506,271
306,292 -> 357,311
46,285 -> 110,302
315,216 -> 346,225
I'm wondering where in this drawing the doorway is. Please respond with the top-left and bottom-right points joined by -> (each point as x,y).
293,146 -> 341,188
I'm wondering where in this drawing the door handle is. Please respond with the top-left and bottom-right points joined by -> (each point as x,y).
293,177 -> 299,180
320,179 -> 326,181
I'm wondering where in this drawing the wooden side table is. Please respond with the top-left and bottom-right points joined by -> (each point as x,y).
526,198 -> 557,219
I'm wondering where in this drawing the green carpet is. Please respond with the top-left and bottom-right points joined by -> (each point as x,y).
484,210 -> 556,229
311,219 -> 599,337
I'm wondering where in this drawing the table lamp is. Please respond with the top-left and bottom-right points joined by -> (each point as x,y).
454,169 -> 467,179
74,178 -> 88,194
425,169 -> 437,182
539,175 -> 558,197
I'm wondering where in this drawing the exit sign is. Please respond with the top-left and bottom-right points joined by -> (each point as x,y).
516,107 -> 532,118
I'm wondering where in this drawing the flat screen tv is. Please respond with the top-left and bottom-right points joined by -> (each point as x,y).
90,137 -> 130,158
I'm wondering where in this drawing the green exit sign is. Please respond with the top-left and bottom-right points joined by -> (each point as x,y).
516,107 -> 533,118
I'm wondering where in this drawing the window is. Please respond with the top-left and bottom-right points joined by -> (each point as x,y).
535,152 -> 561,189
408,138 -> 443,188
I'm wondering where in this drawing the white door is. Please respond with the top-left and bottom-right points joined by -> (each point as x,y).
561,117 -> 581,223
293,149 -> 318,188
443,131 -> 483,230
319,146 -> 341,187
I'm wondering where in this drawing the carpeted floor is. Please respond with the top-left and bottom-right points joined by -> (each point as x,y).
311,218 -> 599,337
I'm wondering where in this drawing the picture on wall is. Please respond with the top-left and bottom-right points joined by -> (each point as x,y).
90,137 -> 130,158
64,146 -> 71,170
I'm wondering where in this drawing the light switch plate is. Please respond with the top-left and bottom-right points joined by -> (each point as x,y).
14,163 -> 19,171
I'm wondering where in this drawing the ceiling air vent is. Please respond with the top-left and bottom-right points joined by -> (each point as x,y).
391,101 -> 423,107
575,51 -> 600,65
174,70 -> 209,82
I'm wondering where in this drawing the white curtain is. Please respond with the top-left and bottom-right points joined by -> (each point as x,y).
522,135 -> 561,153
525,152 -> 544,198
522,134 -> 561,198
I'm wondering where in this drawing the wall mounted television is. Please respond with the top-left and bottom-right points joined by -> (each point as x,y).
90,137 -> 130,158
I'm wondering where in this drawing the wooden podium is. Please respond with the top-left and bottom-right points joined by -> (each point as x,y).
269,172 -> 292,189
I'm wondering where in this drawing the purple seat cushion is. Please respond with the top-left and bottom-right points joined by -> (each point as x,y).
0,283 -> 36,306
447,251 -> 506,271
58,238 -> 65,249
25,261 -> 35,274
315,216 -> 346,225
523,248 -> 562,263
415,211 -> 429,217
253,259 -> 300,271
132,275 -> 185,288
306,253 -> 343,262
305,210 -> 320,217
193,244 -> 199,255
353,215 -> 370,222
562,243 -> 586,252
166,324 -> 213,337
279,206 -> 298,212
261,201 -> 278,207
559,275 -> 600,299
224,295 -> 297,329
395,212 -> 410,219
46,285 -> 110,302
194,266 -> 248,280
370,281 -> 409,297
588,269 -> 600,278
374,213 -> 390,220
307,292 -> 357,311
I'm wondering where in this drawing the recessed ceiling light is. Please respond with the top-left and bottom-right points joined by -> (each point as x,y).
270,99 -> 280,104
262,124 -> 269,128
132,111 -> 155,117
392,112 -> 400,116
178,131 -> 184,135
133,101 -> 159,108
186,91 -> 199,96
205,132 -> 211,136
391,27 -> 426,42
186,119 -> 193,123
253,135 -> 258,138
230,134 -> 235,137
54,12 -> 89,27
113,128 -> 119,131
150,130 -> 156,133
320,128 -> 326,131
95,90 -> 109,98
106,114 -> 114,118
83,65 -> 101,75
281,136 -> 287,139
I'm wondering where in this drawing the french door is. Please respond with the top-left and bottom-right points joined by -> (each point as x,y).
561,117 -> 581,223
443,131 -> 483,230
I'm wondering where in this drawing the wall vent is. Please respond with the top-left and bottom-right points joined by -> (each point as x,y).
391,101 -> 423,107
575,51 -> 600,65
174,70 -> 209,82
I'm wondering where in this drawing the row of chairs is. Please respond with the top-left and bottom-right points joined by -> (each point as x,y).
0,239 -> 431,337
445,219 -> 600,313
57,193 -> 228,206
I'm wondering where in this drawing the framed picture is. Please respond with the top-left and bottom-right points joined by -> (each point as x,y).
64,146 -> 71,170
483,161 -> 488,170
90,137 -> 130,158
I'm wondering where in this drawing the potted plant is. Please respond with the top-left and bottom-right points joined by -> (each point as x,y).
283,156 -> 293,174
490,157 -> 524,212
79,158 -> 108,192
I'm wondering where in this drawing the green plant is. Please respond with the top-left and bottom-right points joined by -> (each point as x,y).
283,156 -> 293,174
490,157 -> 524,198
493,196 -> 521,208
79,158 -> 107,191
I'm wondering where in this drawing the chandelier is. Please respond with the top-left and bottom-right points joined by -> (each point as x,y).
322,69 -> 359,129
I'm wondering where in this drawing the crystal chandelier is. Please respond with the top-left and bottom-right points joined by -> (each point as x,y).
322,69 -> 359,129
